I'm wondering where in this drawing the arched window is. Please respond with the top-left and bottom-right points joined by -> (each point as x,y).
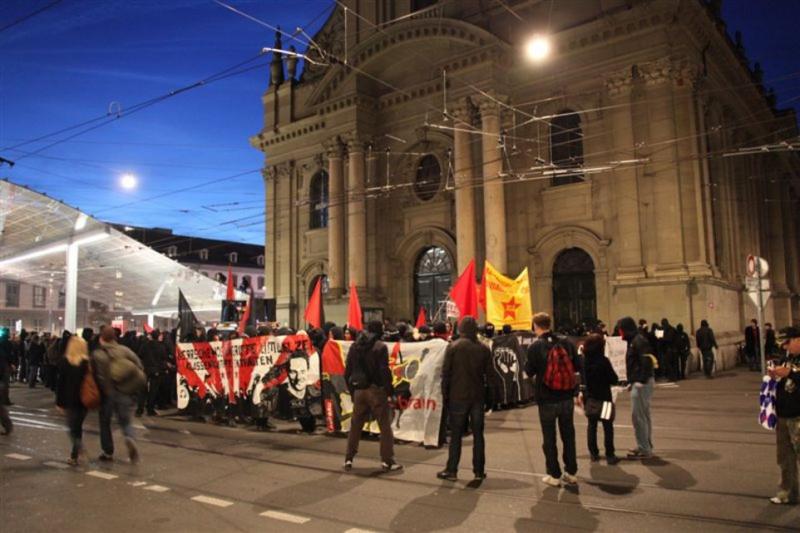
414,154 -> 441,201
552,248 -> 596,333
308,274 -> 329,298
256,254 -> 265,267
309,170 -> 329,229
198,248 -> 209,261
550,109 -> 584,186
166,245 -> 178,258
228,252 -> 238,264
413,246 -> 453,321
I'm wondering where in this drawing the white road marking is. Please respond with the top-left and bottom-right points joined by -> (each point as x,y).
5,453 -> 32,460
144,484 -> 170,492
259,510 -> 310,524
43,461 -> 70,469
129,481 -> 148,487
191,495 -> 233,508
86,470 -> 118,480
344,529 -> 378,533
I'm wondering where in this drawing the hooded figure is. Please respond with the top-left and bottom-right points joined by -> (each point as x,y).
675,324 -> 691,380
617,316 -> 656,459
437,316 -> 493,481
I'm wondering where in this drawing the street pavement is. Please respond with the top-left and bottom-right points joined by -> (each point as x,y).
1,370 -> 798,532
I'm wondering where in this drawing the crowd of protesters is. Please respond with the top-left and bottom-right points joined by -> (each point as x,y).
1,312 -> 798,505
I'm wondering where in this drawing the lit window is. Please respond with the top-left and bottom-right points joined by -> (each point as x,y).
229,252 -> 238,264
257,255 -> 265,267
166,245 -> 178,258
199,248 -> 209,261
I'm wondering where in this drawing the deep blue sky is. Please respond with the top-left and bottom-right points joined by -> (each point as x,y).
1,1 -> 797,245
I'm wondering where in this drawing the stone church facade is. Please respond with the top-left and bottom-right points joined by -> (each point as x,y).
252,0 -> 799,348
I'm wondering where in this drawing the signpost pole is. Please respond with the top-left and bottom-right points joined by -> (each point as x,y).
756,260 -> 767,375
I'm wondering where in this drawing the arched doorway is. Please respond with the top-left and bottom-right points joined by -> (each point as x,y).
414,246 -> 453,321
552,248 -> 597,332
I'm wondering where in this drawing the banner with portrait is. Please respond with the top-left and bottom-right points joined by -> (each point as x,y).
322,338 -> 448,446
175,334 -> 321,421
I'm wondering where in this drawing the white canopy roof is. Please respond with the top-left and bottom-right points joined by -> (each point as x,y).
0,179 -> 246,319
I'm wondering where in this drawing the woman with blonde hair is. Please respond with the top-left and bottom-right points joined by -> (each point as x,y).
56,335 -> 90,465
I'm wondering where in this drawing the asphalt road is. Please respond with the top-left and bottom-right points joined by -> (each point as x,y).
1,370 -> 798,532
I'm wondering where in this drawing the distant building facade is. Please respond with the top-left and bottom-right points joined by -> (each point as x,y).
252,0 -> 800,348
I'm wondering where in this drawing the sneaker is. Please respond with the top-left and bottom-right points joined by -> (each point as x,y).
436,470 -> 457,481
541,475 -> 561,487
769,491 -> 797,505
381,461 -> 403,472
561,473 -> 578,485
98,452 -> 113,462
473,472 -> 487,481
626,449 -> 652,459
606,455 -> 621,465
343,459 -> 353,471
125,438 -> 139,464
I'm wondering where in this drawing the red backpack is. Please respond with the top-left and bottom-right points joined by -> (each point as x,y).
543,338 -> 576,391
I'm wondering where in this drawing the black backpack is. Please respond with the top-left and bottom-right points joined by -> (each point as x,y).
347,344 -> 372,390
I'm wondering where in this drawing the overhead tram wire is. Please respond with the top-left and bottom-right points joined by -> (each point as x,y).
0,0 -> 64,34
1,52 -> 269,157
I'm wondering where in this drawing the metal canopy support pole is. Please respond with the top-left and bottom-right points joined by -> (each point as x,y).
147,313 -> 155,329
64,243 -> 79,332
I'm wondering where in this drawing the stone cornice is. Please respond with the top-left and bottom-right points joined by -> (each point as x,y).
605,56 -> 702,97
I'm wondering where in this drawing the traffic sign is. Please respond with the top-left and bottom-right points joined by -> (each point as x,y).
746,255 -> 769,277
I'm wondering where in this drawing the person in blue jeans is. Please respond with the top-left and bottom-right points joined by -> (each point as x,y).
525,313 -> 583,487
437,316 -> 492,482
617,316 -> 656,458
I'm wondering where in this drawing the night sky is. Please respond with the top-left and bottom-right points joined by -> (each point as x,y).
1,1 -> 797,245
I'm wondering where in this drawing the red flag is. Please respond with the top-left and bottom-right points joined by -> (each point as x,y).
449,258 -> 478,319
304,277 -> 323,329
237,298 -> 251,334
477,264 -> 487,312
415,306 -> 427,328
347,283 -> 363,331
225,264 -> 235,301
143,322 -> 154,334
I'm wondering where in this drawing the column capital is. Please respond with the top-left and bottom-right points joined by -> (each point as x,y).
323,137 -> 343,159
478,93 -> 508,118
449,97 -> 476,125
344,133 -> 371,153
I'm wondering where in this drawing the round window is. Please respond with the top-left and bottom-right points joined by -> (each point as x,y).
414,155 -> 441,201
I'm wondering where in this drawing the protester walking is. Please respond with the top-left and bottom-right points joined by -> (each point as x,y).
618,317 -> 656,459
437,316 -> 492,482
695,320 -> 718,378
745,319 -> 760,371
582,334 -> 620,464
56,336 -> 92,465
92,325 -> 145,464
526,312 -> 582,487
767,327 -> 800,504
343,320 -> 402,472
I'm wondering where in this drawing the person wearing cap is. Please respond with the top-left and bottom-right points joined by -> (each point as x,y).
767,326 -> 800,505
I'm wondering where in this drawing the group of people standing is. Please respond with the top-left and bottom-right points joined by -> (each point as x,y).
339,312 -> 660,486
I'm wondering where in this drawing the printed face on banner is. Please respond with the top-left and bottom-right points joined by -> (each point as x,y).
288,355 -> 310,399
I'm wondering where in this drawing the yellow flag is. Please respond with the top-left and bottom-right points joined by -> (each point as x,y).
484,261 -> 533,330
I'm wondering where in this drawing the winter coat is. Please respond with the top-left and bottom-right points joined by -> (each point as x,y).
56,359 -> 88,410
619,317 -> 655,384
584,349 -> 619,402
525,332 -> 581,404
441,317 -> 492,405
695,326 -> 718,351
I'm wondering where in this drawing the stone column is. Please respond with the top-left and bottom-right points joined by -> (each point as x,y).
606,69 -> 645,279
346,134 -> 368,288
452,100 -> 476,274
480,98 -> 507,273
325,138 -> 345,294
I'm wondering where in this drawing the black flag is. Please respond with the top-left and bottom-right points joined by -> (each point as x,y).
178,289 -> 201,342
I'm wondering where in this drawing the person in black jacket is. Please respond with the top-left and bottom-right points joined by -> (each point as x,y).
675,324 -> 691,380
526,313 -> 582,487
56,336 -> 90,465
695,320 -> 718,378
27,334 -> 45,387
618,316 -> 656,459
136,331 -> 168,417
437,316 -> 492,482
343,320 -> 402,472
582,334 -> 619,464
0,328 -> 12,434
768,327 -> 800,504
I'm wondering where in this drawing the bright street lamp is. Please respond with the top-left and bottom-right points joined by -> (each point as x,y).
120,173 -> 138,190
525,35 -> 551,62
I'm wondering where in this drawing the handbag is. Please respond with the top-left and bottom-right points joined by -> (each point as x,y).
80,361 -> 101,409
585,397 -> 615,422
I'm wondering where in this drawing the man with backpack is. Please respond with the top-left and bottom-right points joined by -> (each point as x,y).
92,324 -> 145,464
525,312 -> 582,487
343,320 -> 403,473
